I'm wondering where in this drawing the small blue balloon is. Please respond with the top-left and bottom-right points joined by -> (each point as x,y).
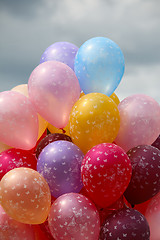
37,140 -> 84,198
74,37 -> 125,96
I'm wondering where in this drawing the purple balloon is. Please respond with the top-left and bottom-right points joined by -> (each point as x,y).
99,207 -> 150,240
124,145 -> 160,205
37,140 -> 84,198
152,134 -> 160,150
40,42 -> 78,70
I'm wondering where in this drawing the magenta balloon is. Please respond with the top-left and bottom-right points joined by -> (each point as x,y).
145,192 -> 160,240
115,94 -> 160,152
48,193 -> 100,240
99,207 -> 150,240
124,145 -> 160,205
36,133 -> 72,158
0,204 -> 35,240
0,91 -> 38,150
28,61 -> 80,128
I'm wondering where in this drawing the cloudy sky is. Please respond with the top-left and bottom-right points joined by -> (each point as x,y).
0,0 -> 160,102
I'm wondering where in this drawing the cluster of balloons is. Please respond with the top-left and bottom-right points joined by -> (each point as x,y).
0,37 -> 160,239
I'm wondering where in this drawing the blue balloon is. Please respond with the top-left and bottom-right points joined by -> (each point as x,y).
74,37 -> 125,96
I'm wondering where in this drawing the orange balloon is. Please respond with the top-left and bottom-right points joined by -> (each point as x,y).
11,84 -> 48,140
0,168 -> 51,224
110,92 -> 120,105
0,141 -> 12,153
47,122 -> 70,136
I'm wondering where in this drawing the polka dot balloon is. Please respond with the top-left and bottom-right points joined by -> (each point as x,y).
0,148 -> 37,180
99,207 -> 150,240
0,204 -> 35,240
81,143 -> 132,208
48,193 -> 100,240
40,41 -> 78,71
37,140 -> 84,198
0,167 -> 51,224
69,93 -> 120,154
124,145 -> 160,205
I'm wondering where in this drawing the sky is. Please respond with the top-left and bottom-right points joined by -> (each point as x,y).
0,0 -> 160,102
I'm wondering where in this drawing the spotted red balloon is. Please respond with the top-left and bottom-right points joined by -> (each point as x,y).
99,207 -> 150,240
124,145 -> 160,205
48,193 -> 100,240
81,143 -> 132,208
0,148 -> 37,180
36,133 -> 72,158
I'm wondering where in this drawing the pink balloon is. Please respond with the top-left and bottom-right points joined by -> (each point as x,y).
0,91 -> 38,150
48,193 -> 100,240
0,204 -> 35,240
145,192 -> 160,240
28,61 -> 80,128
115,94 -> 160,152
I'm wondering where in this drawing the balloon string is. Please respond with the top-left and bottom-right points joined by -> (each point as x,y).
60,128 -> 66,134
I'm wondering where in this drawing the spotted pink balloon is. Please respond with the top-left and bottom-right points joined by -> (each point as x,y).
0,91 -> 38,150
0,148 -> 37,180
28,61 -> 80,128
81,143 -> 132,208
115,94 -> 160,152
0,204 -> 35,240
48,193 -> 100,240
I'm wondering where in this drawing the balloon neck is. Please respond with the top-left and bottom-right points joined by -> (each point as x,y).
131,204 -> 135,208
60,128 -> 66,134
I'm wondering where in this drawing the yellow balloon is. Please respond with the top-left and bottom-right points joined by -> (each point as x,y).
48,122 -> 70,136
110,92 -> 120,105
69,93 -> 120,154
11,84 -> 48,140
0,141 -> 12,153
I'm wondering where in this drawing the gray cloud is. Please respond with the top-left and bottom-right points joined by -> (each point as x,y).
0,0 -> 160,102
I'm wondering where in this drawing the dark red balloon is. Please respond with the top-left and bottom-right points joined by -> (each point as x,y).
99,207 -> 150,240
29,129 -> 47,154
0,148 -> 37,180
152,134 -> 160,150
124,145 -> 160,205
35,133 -> 72,158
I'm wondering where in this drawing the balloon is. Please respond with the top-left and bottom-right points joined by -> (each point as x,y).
124,145 -> 160,205
0,148 -> 37,180
0,204 -> 35,240
0,141 -> 11,153
40,41 -> 78,71
48,193 -> 100,240
28,61 -> 80,128
110,92 -> 120,105
29,129 -> 47,154
74,37 -> 125,96
152,134 -> 160,150
81,143 -> 132,208
115,94 -> 160,152
39,220 -> 55,240
33,224 -> 53,240
47,122 -> 70,136
0,167 -> 51,224
36,133 -> 72,158
11,84 -> 48,140
69,93 -> 120,154
145,192 -> 160,240
37,141 -> 84,198
0,91 -> 38,150
99,207 -> 150,240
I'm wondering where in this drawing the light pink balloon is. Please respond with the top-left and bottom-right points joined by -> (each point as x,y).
115,94 -> 160,152
0,204 -> 35,240
48,193 -> 100,240
0,91 -> 38,150
28,61 -> 80,128
145,192 -> 160,240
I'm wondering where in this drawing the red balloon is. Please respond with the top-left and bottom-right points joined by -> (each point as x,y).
35,133 -> 72,158
33,224 -> 54,240
81,143 -> 132,208
99,207 -> 150,240
0,148 -> 37,180
124,145 -> 160,205
29,129 -> 47,154
152,134 -> 160,150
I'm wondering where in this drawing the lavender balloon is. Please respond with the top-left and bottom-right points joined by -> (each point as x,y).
40,42 -> 78,70
37,140 -> 84,198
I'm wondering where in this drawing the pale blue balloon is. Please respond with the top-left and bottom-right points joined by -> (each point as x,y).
74,37 -> 125,96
